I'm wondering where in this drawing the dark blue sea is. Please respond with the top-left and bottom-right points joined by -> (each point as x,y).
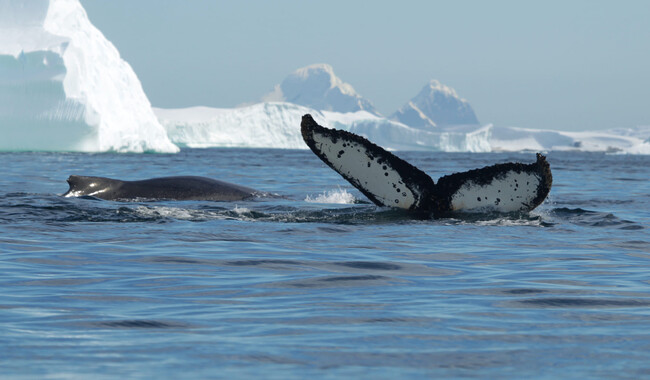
1,149 -> 649,379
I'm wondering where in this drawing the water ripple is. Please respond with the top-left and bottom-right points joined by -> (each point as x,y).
514,297 -> 650,308
91,320 -> 189,329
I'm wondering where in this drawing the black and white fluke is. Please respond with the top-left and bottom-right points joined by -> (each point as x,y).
301,114 -> 552,216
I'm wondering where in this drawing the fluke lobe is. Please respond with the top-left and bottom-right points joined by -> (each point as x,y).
300,114 -> 552,216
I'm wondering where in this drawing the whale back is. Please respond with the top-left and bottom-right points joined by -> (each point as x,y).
64,175 -> 124,199
64,175 -> 257,201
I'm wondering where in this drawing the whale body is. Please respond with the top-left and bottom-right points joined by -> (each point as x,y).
300,114 -> 552,215
63,175 -> 258,201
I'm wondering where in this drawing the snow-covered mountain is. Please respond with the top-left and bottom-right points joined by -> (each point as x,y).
391,80 -> 479,129
155,102 -> 491,152
261,64 -> 379,115
0,0 -> 178,153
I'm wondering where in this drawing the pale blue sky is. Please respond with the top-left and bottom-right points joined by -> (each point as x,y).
81,0 -> 650,131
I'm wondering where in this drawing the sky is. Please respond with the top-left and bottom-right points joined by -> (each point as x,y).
80,0 -> 650,131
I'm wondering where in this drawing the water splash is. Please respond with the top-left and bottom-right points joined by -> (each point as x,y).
304,188 -> 357,204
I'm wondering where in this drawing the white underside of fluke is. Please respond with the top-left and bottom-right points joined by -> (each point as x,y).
310,131 -> 418,209
450,171 -> 542,213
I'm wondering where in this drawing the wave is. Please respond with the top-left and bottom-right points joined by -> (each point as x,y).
0,194 -> 643,230
548,207 -> 643,229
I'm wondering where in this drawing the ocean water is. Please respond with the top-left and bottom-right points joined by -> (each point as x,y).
1,149 -> 649,379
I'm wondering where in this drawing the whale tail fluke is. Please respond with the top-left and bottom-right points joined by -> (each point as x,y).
301,114 -> 436,210
300,114 -> 552,215
433,153 -> 552,214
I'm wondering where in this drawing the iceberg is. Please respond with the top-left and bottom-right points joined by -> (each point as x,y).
154,60 -> 648,155
155,103 -> 314,150
156,103 -> 649,155
490,125 -> 650,154
323,111 -> 491,152
155,102 -> 492,152
0,0 -> 178,153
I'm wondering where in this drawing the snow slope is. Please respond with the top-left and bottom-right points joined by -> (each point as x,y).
0,0 -> 178,152
261,64 -> 379,115
391,80 -> 479,128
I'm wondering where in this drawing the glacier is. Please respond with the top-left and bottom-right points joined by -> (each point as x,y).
0,0 -> 178,152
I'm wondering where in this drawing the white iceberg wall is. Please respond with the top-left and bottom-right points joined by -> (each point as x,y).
563,130 -> 650,154
156,101 -> 649,154
157,103 -> 323,149
490,126 -> 650,154
326,117 -> 491,152
0,0 -> 178,152
156,102 -> 493,152
1,48 -> 94,151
